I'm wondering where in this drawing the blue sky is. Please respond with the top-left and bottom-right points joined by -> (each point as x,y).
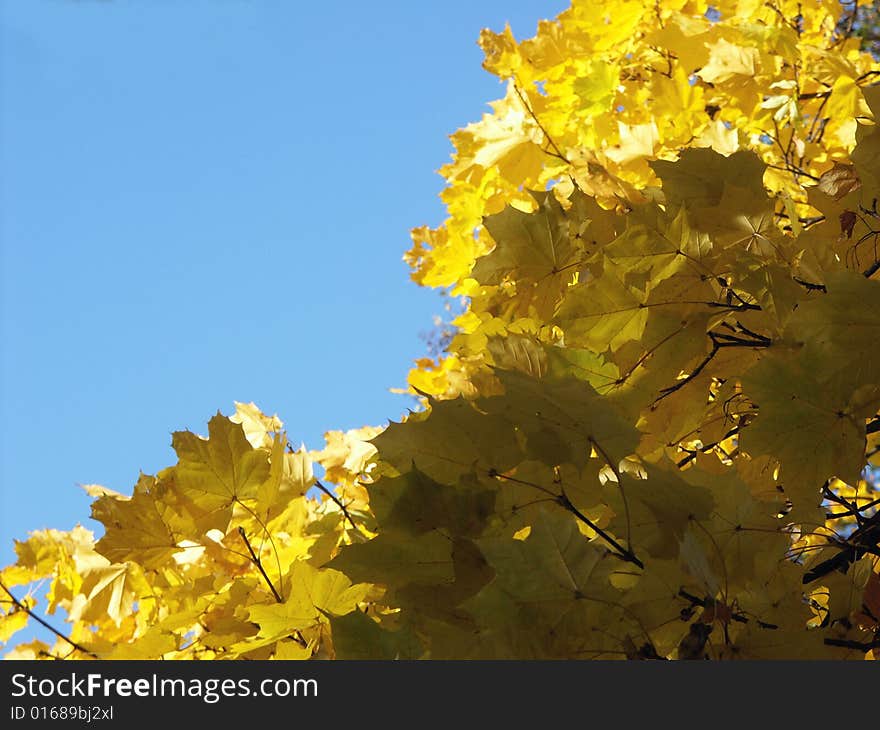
0,0 -> 569,574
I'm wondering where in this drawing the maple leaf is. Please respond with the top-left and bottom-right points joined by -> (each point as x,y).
474,192 -> 575,281
370,396 -> 522,485
248,562 -> 368,639
741,353 -> 869,502
328,609 -> 423,659
369,466 -> 495,538
171,414 -> 272,528
327,531 -> 455,590
91,474 -> 185,568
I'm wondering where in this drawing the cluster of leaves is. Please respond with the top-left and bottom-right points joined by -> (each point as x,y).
0,406 -> 382,659
2,0 -> 880,660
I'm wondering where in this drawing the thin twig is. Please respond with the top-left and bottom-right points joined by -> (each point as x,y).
238,526 -> 284,603
826,497 -> 880,519
589,437 -> 635,561
824,636 -> 880,651
793,276 -> 827,292
488,469 -> 643,568
238,528 -> 307,648
0,580 -> 98,659
654,345 -> 720,405
654,330 -> 772,405
560,491 -> 644,569
675,427 -> 740,468
314,480 -> 366,537
511,83 -> 571,164
679,590 -> 748,625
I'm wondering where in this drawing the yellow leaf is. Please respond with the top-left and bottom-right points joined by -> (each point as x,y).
604,121 -> 659,165
230,401 -> 283,449
248,563 -> 368,638
68,562 -> 148,626
478,23 -> 521,78
172,413 -> 272,517
104,626 -> 178,660
0,608 -> 29,645
698,38 -> 760,83
4,639 -> 51,660
696,119 -> 739,155
273,639 -> 313,660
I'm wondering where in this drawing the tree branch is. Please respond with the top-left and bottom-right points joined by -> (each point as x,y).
238,526 -> 284,603
824,636 -> 880,652
654,344 -> 720,405
0,580 -> 98,659
488,469 -> 643,568
238,528 -> 308,648
589,437 -> 635,560
558,491 -> 644,569
793,276 -> 827,292
314,479 -> 367,537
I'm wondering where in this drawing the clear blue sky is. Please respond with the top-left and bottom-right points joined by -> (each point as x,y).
0,0 -> 569,573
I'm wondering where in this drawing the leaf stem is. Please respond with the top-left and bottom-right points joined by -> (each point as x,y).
589,438 -> 635,558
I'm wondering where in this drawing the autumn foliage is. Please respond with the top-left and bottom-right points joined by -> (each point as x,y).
3,0 -> 880,660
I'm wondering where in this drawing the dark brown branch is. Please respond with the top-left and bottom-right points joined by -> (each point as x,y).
798,90 -> 831,100
826,496 -> 880,520
721,285 -> 756,309
803,507 -> 880,583
612,323 -> 687,388
806,92 -> 831,144
823,636 -> 880,652
238,526 -> 284,603
864,260 -> 880,279
711,332 -> 773,348
836,0 -> 861,43
654,344 -> 720,405
588,437 -> 635,556
238,528 -> 308,648
488,469 -> 643,569
765,162 -> 821,182
705,300 -> 762,311
486,469 -> 558,497
675,427 -> 740,468
558,492 -> 644,569
822,482 -> 862,520
679,590 -> 745,625
732,321 -> 773,342
0,580 -> 98,659
654,329 -> 771,406
314,479 -> 366,536
793,276 -> 827,292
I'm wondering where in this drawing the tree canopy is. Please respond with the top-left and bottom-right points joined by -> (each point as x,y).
2,0 -> 880,660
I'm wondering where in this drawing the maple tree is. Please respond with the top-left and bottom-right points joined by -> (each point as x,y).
3,0 -> 880,660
